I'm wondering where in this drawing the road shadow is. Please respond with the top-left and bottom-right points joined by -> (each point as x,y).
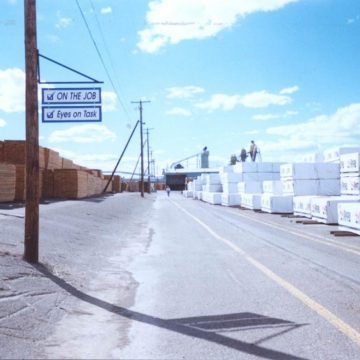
35,263 -> 308,360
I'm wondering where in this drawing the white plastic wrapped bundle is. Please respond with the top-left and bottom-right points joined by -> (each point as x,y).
340,175 -> 360,195
205,173 -> 221,185
302,152 -> 324,163
238,181 -> 262,194
293,196 -> 317,217
282,179 -> 340,196
220,172 -> 244,183
222,183 -> 239,193
203,183 -> 223,192
263,180 -> 283,195
233,162 -> 258,173
261,194 -> 293,213
311,195 -> 360,224
221,193 -> 241,206
340,152 -> 360,173
323,146 -> 360,163
202,191 -> 222,205
337,202 -> 360,231
241,193 -> 262,210
280,163 -> 339,180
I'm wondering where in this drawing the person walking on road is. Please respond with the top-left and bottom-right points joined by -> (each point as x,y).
166,186 -> 171,197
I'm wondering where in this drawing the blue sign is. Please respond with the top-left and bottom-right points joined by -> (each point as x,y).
42,106 -> 102,123
42,87 -> 101,105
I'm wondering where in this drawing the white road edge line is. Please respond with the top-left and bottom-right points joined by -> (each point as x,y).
172,200 -> 360,348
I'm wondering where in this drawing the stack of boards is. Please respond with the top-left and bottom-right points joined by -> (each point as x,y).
0,140 -> 121,202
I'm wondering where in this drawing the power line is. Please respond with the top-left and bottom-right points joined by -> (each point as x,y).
88,0 -> 134,121
75,0 -> 133,123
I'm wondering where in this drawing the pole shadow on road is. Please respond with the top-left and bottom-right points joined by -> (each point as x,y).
35,264 -> 308,360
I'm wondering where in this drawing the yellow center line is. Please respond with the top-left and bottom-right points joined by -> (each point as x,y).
172,200 -> 360,347
223,207 -> 360,256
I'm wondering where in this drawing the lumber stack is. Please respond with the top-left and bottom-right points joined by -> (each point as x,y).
104,175 -> 121,193
44,148 -> 62,170
0,163 -> 16,202
3,140 -> 46,167
0,141 -> 4,162
54,169 -> 88,199
13,165 -> 46,201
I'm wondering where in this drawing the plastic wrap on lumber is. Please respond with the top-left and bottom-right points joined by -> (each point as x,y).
0,163 -> 16,202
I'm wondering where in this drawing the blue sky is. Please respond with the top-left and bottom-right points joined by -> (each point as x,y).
1,0 -> 360,174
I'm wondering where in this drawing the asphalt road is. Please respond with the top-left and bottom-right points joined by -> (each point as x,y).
1,191 -> 360,359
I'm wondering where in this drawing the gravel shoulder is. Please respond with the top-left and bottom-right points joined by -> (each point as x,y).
0,193 -> 155,359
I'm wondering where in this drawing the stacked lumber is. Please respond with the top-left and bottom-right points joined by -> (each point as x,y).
87,174 -> 104,196
127,181 -> 139,192
62,158 -> 74,169
103,179 -> 112,193
0,163 -> 15,202
3,140 -> 46,167
44,148 -> 62,170
42,170 -> 54,199
54,169 -> 88,199
14,165 -> 45,201
15,165 -> 26,201
0,141 -> 4,162
112,175 -> 121,192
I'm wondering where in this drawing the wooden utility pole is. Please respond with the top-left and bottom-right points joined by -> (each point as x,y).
24,0 -> 39,263
131,100 -> 150,197
145,128 -> 154,194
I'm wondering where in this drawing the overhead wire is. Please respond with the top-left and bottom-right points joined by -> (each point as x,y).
74,0 -> 134,125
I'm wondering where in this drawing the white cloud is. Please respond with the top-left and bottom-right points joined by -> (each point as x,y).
101,6 -> 112,14
196,90 -> 292,111
280,85 -> 299,95
253,114 -> 280,121
195,94 -> 241,111
283,110 -> 299,117
102,91 -> 117,112
0,118 -> 7,127
166,86 -> 204,99
166,107 -> 192,116
138,0 -> 299,53
56,12 -> 72,29
0,68 -> 25,113
261,103 -> 360,161
347,15 -> 359,24
253,110 -> 298,120
241,90 -> 291,108
46,35 -> 60,43
48,124 -> 116,143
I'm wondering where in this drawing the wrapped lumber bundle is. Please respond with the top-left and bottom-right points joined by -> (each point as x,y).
0,141 -> 4,162
3,140 -> 46,167
0,163 -> 16,202
44,148 -> 62,170
54,169 -> 88,199
121,182 -> 127,192
61,157 -> 74,169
